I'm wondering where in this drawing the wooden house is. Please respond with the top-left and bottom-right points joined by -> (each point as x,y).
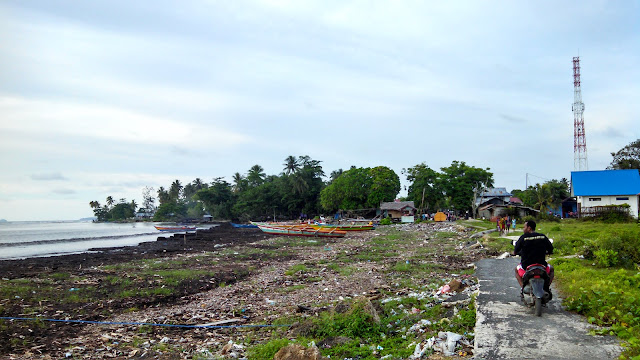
380,201 -> 417,222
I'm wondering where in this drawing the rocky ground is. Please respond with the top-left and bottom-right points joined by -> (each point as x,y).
0,221 -> 493,359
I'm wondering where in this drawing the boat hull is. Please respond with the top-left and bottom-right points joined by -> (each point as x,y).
309,224 -> 375,231
154,226 -> 196,232
256,224 -> 346,238
231,223 -> 259,228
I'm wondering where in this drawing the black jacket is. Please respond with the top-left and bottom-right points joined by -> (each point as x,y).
514,231 -> 553,269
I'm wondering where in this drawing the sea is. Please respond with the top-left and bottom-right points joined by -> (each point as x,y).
0,220 -> 205,260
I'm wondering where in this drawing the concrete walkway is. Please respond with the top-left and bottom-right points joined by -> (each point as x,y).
474,257 -> 622,360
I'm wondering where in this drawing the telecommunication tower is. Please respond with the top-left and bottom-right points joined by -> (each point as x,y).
573,56 -> 588,171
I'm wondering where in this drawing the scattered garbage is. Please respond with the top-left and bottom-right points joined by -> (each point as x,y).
410,331 -> 470,358
408,319 -> 432,333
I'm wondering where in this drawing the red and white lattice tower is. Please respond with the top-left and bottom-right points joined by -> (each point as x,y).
573,56 -> 588,171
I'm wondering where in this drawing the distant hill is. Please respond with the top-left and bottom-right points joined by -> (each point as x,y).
0,219 -> 7,223
78,217 -> 97,222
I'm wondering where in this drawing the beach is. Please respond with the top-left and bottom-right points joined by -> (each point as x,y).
0,222 -> 486,359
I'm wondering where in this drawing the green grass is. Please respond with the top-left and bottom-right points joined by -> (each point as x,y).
325,263 -> 357,276
245,338 -> 291,360
285,264 -> 309,276
540,220 -> 640,358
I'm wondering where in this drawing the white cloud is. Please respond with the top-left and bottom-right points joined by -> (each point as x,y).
31,172 -> 68,181
0,96 -> 250,148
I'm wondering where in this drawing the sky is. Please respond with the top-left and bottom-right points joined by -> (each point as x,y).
1,0 -> 638,221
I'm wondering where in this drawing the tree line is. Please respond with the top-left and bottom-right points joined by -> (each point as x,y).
89,156 -> 495,221
89,139 -> 640,222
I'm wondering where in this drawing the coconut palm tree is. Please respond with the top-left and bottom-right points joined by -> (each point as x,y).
283,155 -> 300,175
531,183 -> 552,213
169,180 -> 183,201
247,165 -> 266,187
232,172 -> 246,193
157,186 -> 170,205
330,169 -> 343,182
106,196 -> 114,208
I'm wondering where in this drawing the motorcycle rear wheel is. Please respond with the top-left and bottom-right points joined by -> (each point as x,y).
535,297 -> 542,316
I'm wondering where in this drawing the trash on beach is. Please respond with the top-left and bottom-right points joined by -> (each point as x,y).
408,319 -> 432,333
410,331 -> 468,358
436,284 -> 451,295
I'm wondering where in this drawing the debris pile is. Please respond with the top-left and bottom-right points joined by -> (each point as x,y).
410,331 -> 473,358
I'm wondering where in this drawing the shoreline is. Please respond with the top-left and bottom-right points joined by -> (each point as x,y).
0,223 -> 264,278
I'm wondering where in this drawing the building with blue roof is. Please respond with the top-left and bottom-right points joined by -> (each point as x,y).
571,169 -> 640,218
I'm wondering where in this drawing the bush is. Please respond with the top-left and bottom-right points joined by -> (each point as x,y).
379,218 -> 392,226
246,338 -> 291,360
593,249 -> 619,267
584,230 -> 640,268
537,213 -> 560,222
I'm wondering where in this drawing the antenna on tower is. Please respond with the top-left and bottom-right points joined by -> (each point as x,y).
573,56 -> 588,171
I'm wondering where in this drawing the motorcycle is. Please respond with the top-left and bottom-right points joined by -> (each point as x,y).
521,264 -> 552,316
512,239 -> 553,316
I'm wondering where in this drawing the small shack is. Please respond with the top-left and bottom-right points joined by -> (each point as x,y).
380,201 -> 417,223
477,204 -> 539,219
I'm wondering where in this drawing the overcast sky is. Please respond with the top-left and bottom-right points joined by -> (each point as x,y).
1,0 -> 638,221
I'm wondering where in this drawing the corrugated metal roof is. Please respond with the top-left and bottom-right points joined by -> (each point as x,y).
480,187 -> 512,197
571,170 -> 640,196
380,201 -> 416,210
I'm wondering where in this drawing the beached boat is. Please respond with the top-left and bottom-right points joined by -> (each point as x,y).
250,221 -> 308,229
309,223 -> 375,231
256,224 -> 346,238
154,225 -> 197,232
230,222 -> 258,229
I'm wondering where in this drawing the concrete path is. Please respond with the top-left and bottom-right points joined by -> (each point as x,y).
474,257 -> 622,360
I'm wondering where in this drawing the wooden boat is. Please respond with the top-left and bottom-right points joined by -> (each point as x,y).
309,223 -> 375,231
256,224 -> 346,238
154,225 -> 197,232
230,222 -> 258,228
250,221 -> 308,229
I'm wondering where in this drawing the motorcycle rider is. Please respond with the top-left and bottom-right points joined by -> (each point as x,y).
513,220 -> 554,294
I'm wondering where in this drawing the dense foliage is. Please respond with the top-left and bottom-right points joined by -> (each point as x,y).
90,157 -> 497,221
89,198 -> 137,221
511,178 -> 569,213
319,166 -> 400,212
608,139 -> 640,170
541,221 -> 640,358
404,161 -> 493,214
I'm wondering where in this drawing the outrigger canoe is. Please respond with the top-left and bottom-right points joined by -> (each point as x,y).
256,224 -> 346,238
309,223 -> 375,231
250,221 -> 308,229
154,225 -> 196,232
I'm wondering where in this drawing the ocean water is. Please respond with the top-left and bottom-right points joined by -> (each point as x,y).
0,221 -> 204,260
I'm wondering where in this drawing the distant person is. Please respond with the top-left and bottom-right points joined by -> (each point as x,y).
512,218 -> 516,230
